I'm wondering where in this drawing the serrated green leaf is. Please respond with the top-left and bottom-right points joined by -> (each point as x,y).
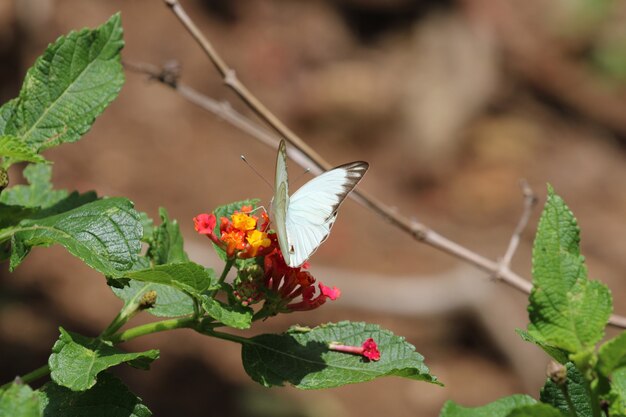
528,186 -> 612,354
124,262 -> 214,297
506,403 -> 562,417
112,279 -> 195,318
540,362 -> 593,416
2,14 -> 124,151
138,212 -> 154,243
6,197 -> 142,275
39,372 -> 151,417
211,199 -> 260,262
0,99 -> 17,134
607,367 -> 626,417
438,395 -> 536,417
598,331 -> 626,376
241,321 -> 438,389
0,204 -> 35,229
49,327 -> 159,391
0,135 -> 46,168
516,329 -> 569,364
0,383 -> 42,417
147,208 -> 188,264
0,191 -> 98,231
0,164 -> 67,208
202,298 -> 252,329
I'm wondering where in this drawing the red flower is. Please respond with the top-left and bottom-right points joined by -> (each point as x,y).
260,248 -> 340,313
193,213 -> 216,235
328,338 -> 381,361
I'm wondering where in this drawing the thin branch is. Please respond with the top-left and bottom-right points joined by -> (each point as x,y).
122,60 -> 318,171
154,0 -> 626,329
493,179 -> 538,281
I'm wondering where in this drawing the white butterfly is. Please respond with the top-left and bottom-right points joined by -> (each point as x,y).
271,140 -> 369,267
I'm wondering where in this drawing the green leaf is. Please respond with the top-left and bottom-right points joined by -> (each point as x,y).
202,298 -> 252,329
516,329 -> 569,364
124,262 -> 215,297
528,186 -> 612,354
0,204 -> 35,229
506,403 -> 562,417
138,212 -> 154,243
211,199 -> 260,261
6,197 -> 142,275
598,331 -> 626,376
0,164 -> 67,208
540,362 -> 593,417
241,321 -> 438,389
2,14 -> 124,151
0,190 -> 97,232
147,208 -> 189,264
112,279 -> 195,318
0,99 -> 17,134
438,395 -> 536,417
0,135 -> 46,168
0,383 -> 42,417
607,367 -> 626,417
0,167 -> 7,191
49,327 -> 159,391
39,372 -> 151,417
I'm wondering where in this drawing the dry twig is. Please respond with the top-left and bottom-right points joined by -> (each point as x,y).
493,179 -> 538,281
151,0 -> 626,329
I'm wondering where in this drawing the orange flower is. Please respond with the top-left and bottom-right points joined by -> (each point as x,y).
221,230 -> 246,257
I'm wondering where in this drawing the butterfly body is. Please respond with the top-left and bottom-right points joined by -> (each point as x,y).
271,140 -> 368,267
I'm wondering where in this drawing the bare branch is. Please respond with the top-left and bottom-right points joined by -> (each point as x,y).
493,179 -> 538,281
155,0 -> 625,329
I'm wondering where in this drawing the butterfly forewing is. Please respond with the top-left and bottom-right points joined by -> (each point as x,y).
272,140 -> 292,265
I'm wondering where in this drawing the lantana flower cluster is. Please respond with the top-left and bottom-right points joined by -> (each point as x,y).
193,205 -> 340,314
193,206 -> 272,259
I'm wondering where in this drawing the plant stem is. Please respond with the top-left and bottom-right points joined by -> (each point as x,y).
99,299 -> 141,339
219,258 -> 235,285
108,316 -> 197,344
202,328 -> 250,345
209,257 -> 235,298
0,364 -> 51,391
0,316 -> 243,389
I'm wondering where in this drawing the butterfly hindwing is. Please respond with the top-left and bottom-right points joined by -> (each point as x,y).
284,161 -> 369,267
272,139 -> 368,268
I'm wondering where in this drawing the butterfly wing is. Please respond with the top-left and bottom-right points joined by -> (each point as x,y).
284,161 -> 369,267
272,140 -> 292,265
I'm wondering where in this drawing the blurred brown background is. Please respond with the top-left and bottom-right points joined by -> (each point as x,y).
1,0 -> 625,416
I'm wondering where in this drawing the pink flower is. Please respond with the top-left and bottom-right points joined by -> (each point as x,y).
193,213 -> 216,235
328,338 -> 381,361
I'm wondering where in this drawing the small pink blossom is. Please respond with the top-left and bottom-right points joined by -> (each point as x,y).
328,338 -> 381,361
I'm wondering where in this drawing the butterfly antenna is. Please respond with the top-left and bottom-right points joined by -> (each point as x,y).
240,155 -> 273,191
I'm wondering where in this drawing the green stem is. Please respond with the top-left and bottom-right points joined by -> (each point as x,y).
589,380 -> 602,417
209,257 -> 235,298
108,316 -> 197,344
0,317 -> 246,389
0,364 -> 51,391
202,328 -> 251,345
99,300 -> 141,339
0,228 -> 16,244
